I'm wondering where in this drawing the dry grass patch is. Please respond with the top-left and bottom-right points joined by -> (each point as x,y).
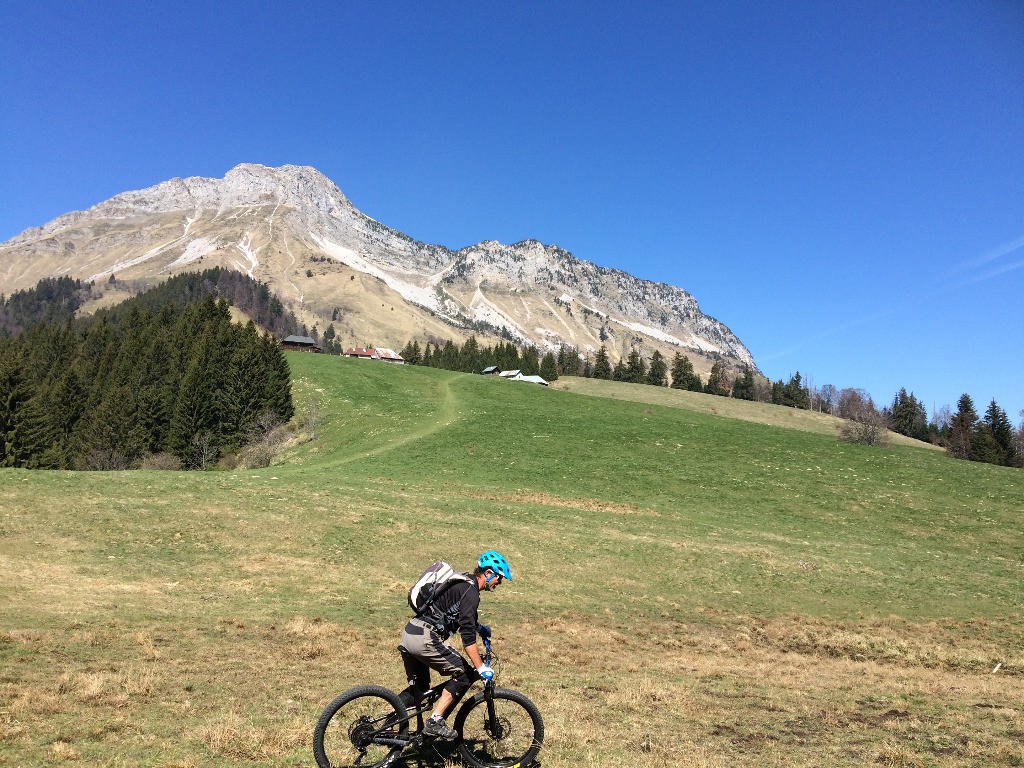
48,740 -> 80,761
193,710 -> 308,761
744,615 -> 1021,673
461,489 -> 658,516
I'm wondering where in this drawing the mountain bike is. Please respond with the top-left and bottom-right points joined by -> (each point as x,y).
313,636 -> 544,768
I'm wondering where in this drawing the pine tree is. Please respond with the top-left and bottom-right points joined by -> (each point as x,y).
982,398 -> 1015,466
73,385 -> 148,470
624,350 -> 646,384
669,353 -> 687,389
460,335 -> 481,373
645,350 -> 667,386
731,366 -> 755,400
223,323 -> 268,447
557,345 -> 581,376
520,345 -> 541,376
262,332 -> 294,423
440,339 -> 459,370
45,367 -> 86,466
0,347 -> 32,466
540,351 -> 559,382
168,329 -> 222,467
889,388 -> 929,441
705,361 -> 730,397
400,340 -> 417,365
946,394 -> 978,460
593,346 -> 612,379
7,394 -> 59,468
781,372 -> 810,409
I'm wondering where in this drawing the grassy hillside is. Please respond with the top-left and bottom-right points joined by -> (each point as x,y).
1,355 -> 1021,767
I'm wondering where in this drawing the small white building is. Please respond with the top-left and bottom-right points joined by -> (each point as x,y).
511,374 -> 549,386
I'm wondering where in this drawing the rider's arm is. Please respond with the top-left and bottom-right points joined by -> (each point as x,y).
455,584 -> 486,670
465,641 -> 484,670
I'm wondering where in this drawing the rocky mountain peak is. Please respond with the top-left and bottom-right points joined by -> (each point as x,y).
0,164 -> 758,375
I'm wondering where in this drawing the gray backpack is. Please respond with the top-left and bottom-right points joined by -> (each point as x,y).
408,561 -> 472,618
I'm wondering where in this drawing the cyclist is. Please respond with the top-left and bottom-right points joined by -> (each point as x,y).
397,550 -> 512,740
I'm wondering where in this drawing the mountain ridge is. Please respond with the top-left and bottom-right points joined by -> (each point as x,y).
0,163 -> 756,373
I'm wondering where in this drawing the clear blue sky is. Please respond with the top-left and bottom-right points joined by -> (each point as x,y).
2,1 -> 1022,421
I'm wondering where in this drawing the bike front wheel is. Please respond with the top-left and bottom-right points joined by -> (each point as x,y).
454,687 -> 544,768
313,684 -> 407,768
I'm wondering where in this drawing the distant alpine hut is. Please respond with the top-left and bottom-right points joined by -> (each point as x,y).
481,366 -> 501,375
511,373 -> 549,386
345,347 -> 378,359
344,347 -> 405,364
282,335 -> 322,353
498,369 -> 522,379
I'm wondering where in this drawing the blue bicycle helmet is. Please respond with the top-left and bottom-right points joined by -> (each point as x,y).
477,550 -> 512,581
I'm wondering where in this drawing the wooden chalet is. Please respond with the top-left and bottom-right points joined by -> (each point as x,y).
282,335 -> 323,353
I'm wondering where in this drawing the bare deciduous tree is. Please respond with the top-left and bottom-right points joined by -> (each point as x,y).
189,431 -> 216,470
304,392 -> 323,440
241,409 -> 285,468
931,404 -> 952,433
839,407 -> 891,447
819,384 -> 838,415
78,448 -> 133,471
836,388 -> 874,421
1015,410 -> 1024,468
753,375 -> 773,403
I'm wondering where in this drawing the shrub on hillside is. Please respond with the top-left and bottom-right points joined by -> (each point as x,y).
839,408 -> 891,447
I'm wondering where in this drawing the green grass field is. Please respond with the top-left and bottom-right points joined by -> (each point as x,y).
2,354 -> 1022,767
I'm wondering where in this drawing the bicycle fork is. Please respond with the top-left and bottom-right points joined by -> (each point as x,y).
483,686 -> 506,740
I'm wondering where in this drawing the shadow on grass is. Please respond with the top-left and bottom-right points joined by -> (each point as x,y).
388,740 -> 542,767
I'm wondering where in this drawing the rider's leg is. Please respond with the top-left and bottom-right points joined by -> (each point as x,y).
398,645 -> 429,709
432,655 -> 476,718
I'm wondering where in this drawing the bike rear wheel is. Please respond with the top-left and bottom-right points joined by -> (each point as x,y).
313,684 -> 407,768
454,687 -> 544,768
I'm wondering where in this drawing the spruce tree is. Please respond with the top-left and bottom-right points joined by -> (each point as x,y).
261,332 -> 294,423
982,398 -> 1015,466
45,368 -> 86,467
7,394 -> 59,468
889,388 -> 928,440
521,345 -> 541,376
593,346 -> 612,379
646,350 -> 667,386
781,372 -> 810,409
946,394 -> 978,460
440,339 -> 459,370
73,385 -> 148,470
168,330 -> 222,467
612,359 -> 626,381
731,366 -> 755,400
0,347 -> 32,466
223,323 -> 268,447
624,350 -> 646,383
400,340 -> 416,364
460,335 -> 481,373
540,351 -> 559,382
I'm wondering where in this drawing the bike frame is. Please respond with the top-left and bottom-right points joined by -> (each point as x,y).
374,638 -> 499,749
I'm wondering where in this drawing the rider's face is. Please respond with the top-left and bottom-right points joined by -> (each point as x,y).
485,570 -> 503,591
